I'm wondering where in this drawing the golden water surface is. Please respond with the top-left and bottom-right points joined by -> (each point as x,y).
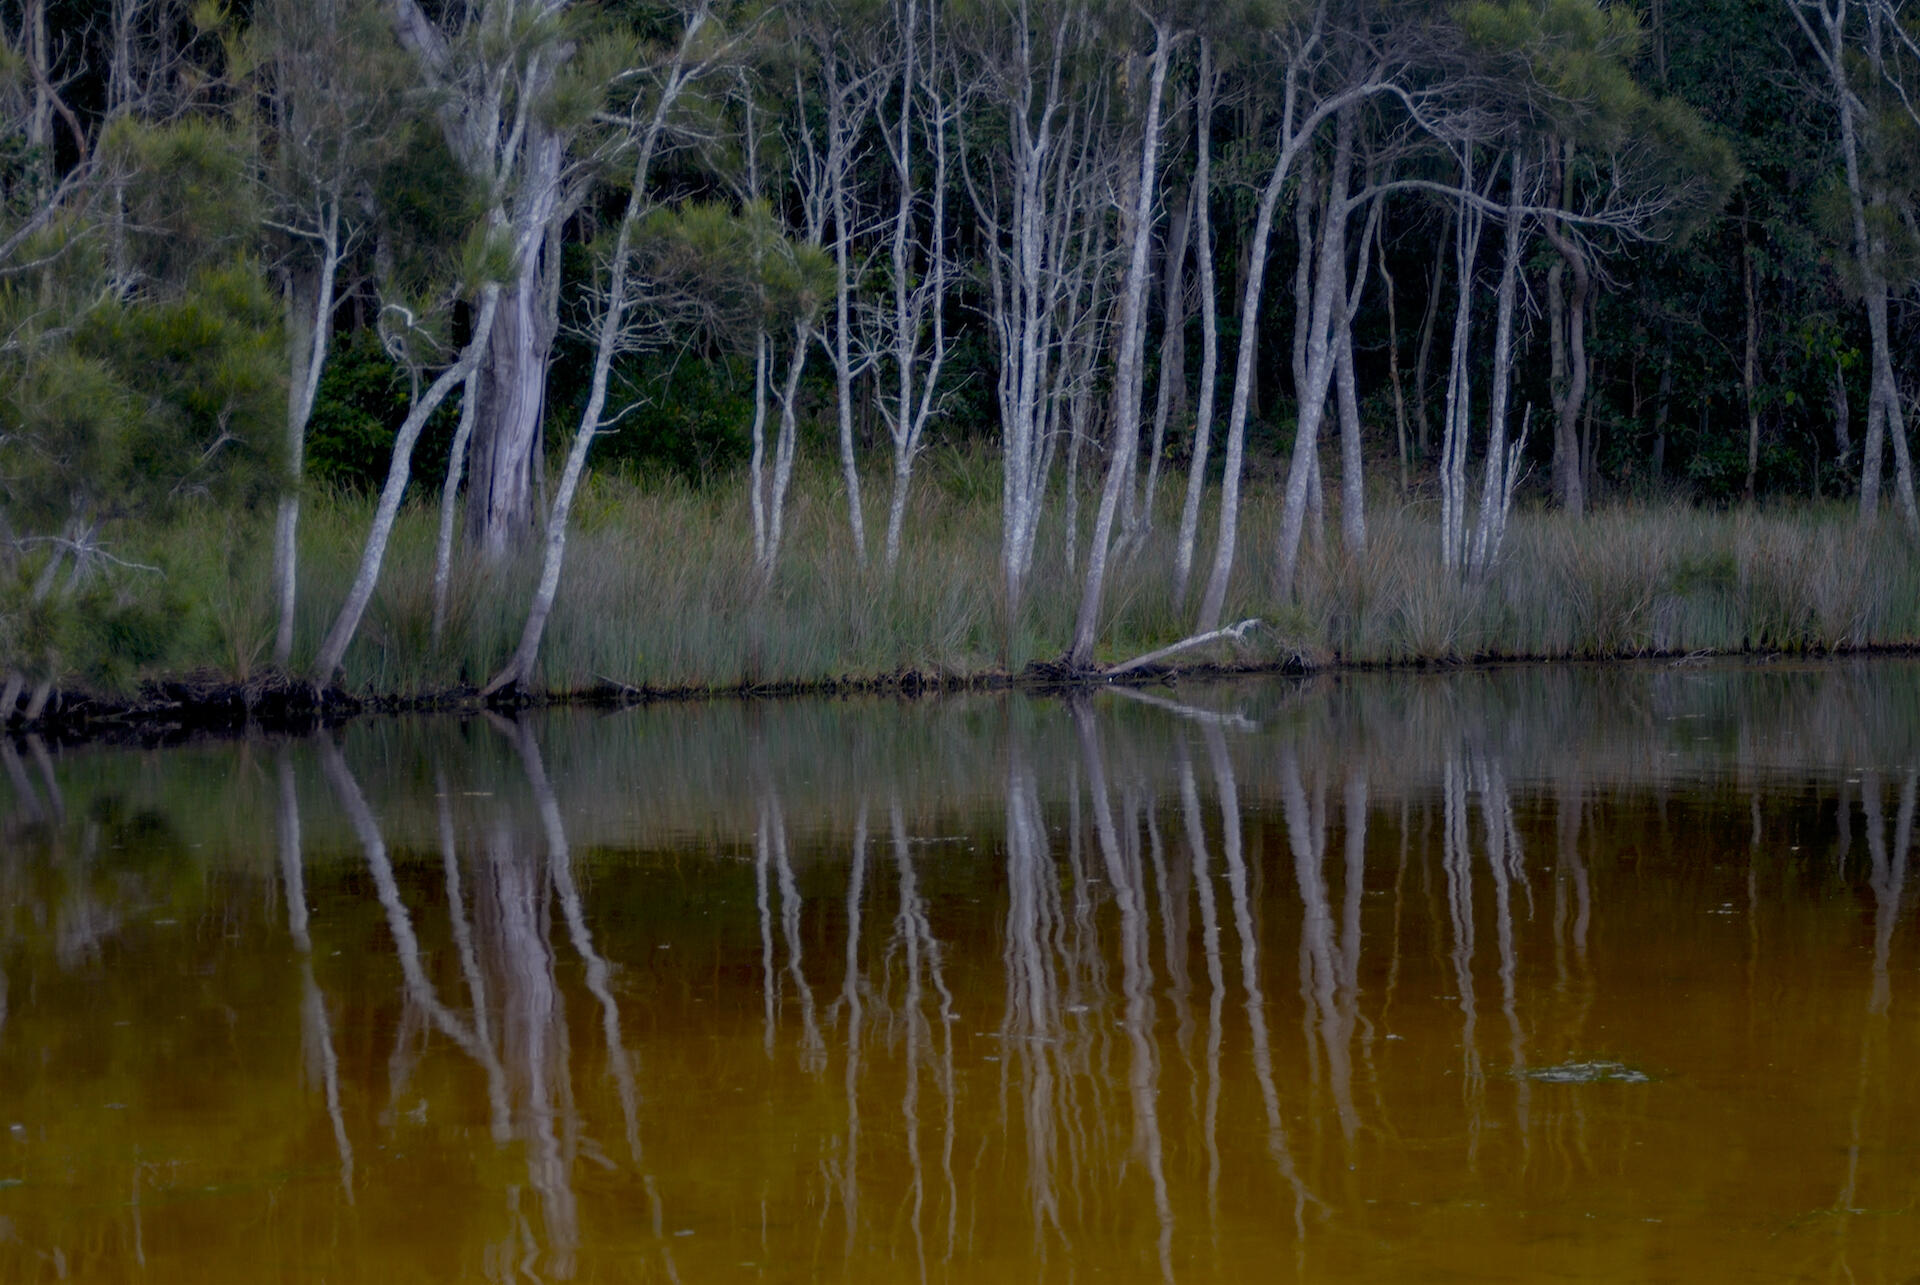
3,663 -> 1918,1283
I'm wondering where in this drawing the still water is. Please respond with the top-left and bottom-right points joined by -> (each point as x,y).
2,663 -> 1918,1283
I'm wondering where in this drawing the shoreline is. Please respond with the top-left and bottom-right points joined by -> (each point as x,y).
12,640 -> 1918,747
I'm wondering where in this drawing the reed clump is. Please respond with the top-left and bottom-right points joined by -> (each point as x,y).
116,468 -> 1920,696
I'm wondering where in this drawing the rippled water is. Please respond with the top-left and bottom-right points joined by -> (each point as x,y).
3,662 -> 1918,1282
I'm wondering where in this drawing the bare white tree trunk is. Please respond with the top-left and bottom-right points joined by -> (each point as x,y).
820,51 -> 874,564
962,0 -> 1097,619
1123,177 -> 1190,557
431,364 -> 481,647
748,329 -> 772,568
1439,164 -> 1488,574
748,320 -> 810,580
878,0 -> 954,571
1172,41 -> 1219,604
1333,194 -> 1381,555
1271,106 -> 1356,601
386,0 -> 578,561
273,201 -> 344,670
1469,149 -> 1530,579
314,286 -> 501,682
1195,23 -> 1378,629
1067,17 -> 1173,669
1788,0 -> 1920,525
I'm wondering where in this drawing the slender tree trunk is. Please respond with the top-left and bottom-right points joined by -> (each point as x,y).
314,286 -> 501,682
1542,196 -> 1589,516
1471,150 -> 1528,577
484,218 -> 638,693
1333,196 -> 1381,555
273,211 -> 343,669
1742,224 -> 1761,500
1129,182 -> 1191,553
1195,91 -> 1322,630
431,365 -> 481,646
1377,218 -> 1409,493
748,329 -> 772,567
1413,207 -> 1450,462
1440,168 -> 1487,573
480,26 -> 704,694
881,3 -> 951,571
1067,21 -> 1171,669
761,323 -> 812,581
1272,106 -> 1356,601
1832,354 -> 1853,463
1173,43 -> 1220,603
827,76 -> 868,565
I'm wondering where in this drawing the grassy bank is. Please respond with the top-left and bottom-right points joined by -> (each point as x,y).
51,459 -> 1920,700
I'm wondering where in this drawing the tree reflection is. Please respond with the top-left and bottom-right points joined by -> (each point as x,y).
6,661 -> 1920,1281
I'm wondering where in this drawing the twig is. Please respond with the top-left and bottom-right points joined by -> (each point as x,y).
1106,618 -> 1260,677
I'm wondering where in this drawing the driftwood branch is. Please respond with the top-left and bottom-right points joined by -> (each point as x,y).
1107,618 -> 1260,677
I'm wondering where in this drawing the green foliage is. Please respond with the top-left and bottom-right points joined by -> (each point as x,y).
305,330 -> 464,495
75,259 -> 285,512
102,118 -> 260,285
635,198 -> 833,341
1458,0 -> 1645,145
564,349 -> 757,482
370,122 -> 485,299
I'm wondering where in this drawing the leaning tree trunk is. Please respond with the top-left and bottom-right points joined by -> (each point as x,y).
314,286 -> 502,683
1440,169 -> 1487,574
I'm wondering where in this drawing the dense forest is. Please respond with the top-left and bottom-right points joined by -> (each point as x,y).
4,0 -> 1920,713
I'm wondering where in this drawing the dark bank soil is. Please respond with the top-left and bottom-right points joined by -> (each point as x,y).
10,639 -> 1914,747
5,653 -> 1332,746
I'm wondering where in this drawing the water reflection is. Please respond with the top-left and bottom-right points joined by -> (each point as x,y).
1,662 -> 1918,1281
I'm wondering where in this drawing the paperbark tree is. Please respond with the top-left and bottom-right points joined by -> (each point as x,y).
385,0 -> 583,561
870,0 -> 955,571
959,0 -> 1111,619
484,3 -> 714,695
1540,143 -> 1590,517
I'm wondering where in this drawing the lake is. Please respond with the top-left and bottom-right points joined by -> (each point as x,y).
2,661 -> 1917,1282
